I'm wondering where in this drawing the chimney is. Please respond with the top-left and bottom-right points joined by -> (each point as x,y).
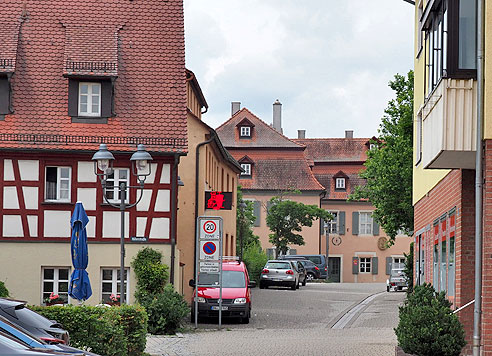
298,130 -> 306,139
345,130 -> 354,139
273,99 -> 282,133
231,102 -> 241,116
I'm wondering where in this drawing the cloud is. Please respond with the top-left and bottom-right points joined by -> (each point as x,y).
185,0 -> 414,139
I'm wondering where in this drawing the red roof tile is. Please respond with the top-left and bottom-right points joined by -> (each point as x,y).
0,0 -> 187,153
294,138 -> 369,163
0,20 -> 21,73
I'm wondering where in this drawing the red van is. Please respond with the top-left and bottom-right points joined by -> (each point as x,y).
190,260 -> 256,324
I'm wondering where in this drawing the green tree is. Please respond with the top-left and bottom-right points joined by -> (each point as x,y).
236,186 -> 259,254
395,283 -> 466,356
403,242 -> 414,294
266,195 -> 331,256
350,71 -> 414,241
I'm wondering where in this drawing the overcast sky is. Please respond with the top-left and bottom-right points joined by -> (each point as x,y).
184,0 -> 415,139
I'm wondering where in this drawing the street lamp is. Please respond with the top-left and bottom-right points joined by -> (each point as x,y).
92,143 -> 153,304
238,201 -> 247,261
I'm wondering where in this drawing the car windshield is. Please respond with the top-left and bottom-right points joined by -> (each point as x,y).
265,262 -> 291,270
391,269 -> 405,276
198,271 -> 246,288
0,333 -> 29,350
13,307 -> 55,328
306,256 -> 322,264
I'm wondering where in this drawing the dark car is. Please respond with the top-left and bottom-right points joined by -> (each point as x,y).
0,331 -> 72,355
0,298 -> 69,345
0,315 -> 97,355
279,254 -> 328,279
295,259 -> 321,281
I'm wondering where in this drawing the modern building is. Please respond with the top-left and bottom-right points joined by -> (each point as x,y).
411,0 -> 483,353
0,0 -> 187,305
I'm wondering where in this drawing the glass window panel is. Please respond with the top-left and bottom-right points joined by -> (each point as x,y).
43,281 -> 53,292
60,180 -> 69,190
102,269 -> 113,280
119,170 -> 127,180
59,269 -> 69,280
60,168 -> 70,179
58,282 -> 68,293
92,84 -> 100,94
80,85 -> 88,94
459,0 -> 476,69
80,95 -> 88,104
44,269 -> 54,280
92,103 -> 99,113
102,283 -> 113,293
80,103 -> 87,113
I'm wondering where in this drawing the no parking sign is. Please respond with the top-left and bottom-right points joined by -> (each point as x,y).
200,240 -> 219,260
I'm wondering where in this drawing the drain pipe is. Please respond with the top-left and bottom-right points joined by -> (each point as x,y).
193,133 -> 216,280
170,154 -> 180,285
473,0 -> 485,354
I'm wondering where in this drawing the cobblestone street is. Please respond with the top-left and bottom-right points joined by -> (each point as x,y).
145,283 -> 405,356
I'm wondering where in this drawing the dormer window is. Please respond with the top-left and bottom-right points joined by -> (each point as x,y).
78,82 -> 101,117
241,163 -> 251,176
240,126 -> 251,137
336,178 -> 346,190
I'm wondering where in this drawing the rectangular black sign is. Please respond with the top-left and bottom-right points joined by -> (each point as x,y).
204,191 -> 232,210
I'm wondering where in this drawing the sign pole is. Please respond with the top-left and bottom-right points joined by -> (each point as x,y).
194,217 -> 199,328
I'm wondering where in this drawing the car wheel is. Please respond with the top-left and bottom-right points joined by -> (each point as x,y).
291,282 -> 297,290
387,285 -> 390,292
306,273 -> 315,282
241,311 -> 250,324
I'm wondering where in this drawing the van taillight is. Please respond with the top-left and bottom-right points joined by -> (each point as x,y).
286,270 -> 294,275
262,269 -> 269,274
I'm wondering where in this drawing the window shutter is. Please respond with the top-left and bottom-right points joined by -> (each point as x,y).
68,79 -> 78,117
101,80 -> 113,117
266,201 -> 273,214
386,257 -> 392,275
373,220 -> 380,236
372,257 -> 378,275
320,218 -> 325,235
352,257 -> 359,274
253,201 -> 261,227
338,211 -> 345,235
352,212 -> 359,235
0,77 -> 10,114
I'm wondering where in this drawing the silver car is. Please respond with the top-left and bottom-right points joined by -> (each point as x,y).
387,263 -> 407,292
259,260 -> 300,290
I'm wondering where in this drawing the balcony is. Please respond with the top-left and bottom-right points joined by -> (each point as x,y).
421,78 -> 477,169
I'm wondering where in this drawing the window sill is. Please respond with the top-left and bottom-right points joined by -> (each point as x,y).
42,201 -> 74,206
71,116 -> 108,124
239,175 -> 252,179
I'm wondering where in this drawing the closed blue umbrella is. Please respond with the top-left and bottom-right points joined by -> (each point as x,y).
68,201 -> 92,301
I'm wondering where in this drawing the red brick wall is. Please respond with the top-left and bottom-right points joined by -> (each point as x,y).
414,169 -> 475,355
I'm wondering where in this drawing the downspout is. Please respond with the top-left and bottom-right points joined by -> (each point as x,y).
319,191 -> 327,254
193,133 -> 216,281
473,0 -> 485,354
170,154 -> 180,285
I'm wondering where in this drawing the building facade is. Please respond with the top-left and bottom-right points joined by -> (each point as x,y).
0,0 -> 187,305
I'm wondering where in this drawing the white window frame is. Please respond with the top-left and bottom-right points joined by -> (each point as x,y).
416,112 -> 422,165
240,126 -> 251,137
326,211 -> 338,234
335,177 -> 346,189
78,82 -> 101,117
104,168 -> 130,203
359,257 -> 371,273
101,268 -> 129,304
359,211 -> 373,235
240,163 -> 251,176
41,267 -> 71,304
45,166 -> 71,202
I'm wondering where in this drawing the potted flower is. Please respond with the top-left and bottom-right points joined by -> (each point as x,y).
109,294 -> 120,306
44,292 -> 65,306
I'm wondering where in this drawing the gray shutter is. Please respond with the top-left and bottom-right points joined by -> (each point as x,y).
372,257 -> 378,275
0,77 -> 9,114
266,201 -> 273,214
386,257 -> 392,275
253,201 -> 261,227
352,257 -> 359,274
338,212 -> 345,235
352,212 -> 359,235
320,218 -> 325,235
68,79 -> 78,117
100,80 -> 113,117
373,219 -> 380,236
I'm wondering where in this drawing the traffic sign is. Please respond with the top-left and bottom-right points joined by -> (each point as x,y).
200,240 -> 219,260
200,218 -> 221,239
199,261 -> 220,273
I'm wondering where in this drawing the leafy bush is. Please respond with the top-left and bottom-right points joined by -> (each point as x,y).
395,283 -> 466,356
243,243 -> 268,283
0,281 -> 9,297
131,247 -> 169,302
143,284 -> 189,335
31,304 -> 147,356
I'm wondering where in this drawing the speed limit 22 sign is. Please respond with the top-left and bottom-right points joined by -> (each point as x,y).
199,218 -> 221,240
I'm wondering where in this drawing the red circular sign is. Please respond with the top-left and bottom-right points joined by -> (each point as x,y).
202,220 -> 217,234
203,241 -> 217,255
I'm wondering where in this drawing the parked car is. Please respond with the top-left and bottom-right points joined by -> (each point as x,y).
259,260 -> 300,290
0,330 -> 72,355
190,260 -> 256,324
0,315 -> 97,355
278,254 -> 328,279
386,263 -> 407,292
295,259 -> 321,281
0,298 -> 69,345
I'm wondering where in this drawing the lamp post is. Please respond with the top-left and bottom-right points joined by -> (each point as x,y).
324,222 -> 330,281
92,143 -> 153,304
238,201 -> 247,261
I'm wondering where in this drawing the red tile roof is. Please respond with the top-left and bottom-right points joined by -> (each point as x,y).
294,138 -> 369,163
0,21 -> 21,73
216,108 -> 304,149
0,0 -> 187,153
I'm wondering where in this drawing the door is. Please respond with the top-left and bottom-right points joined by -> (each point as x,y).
328,257 -> 340,282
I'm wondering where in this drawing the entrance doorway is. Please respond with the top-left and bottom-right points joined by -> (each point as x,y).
328,257 -> 341,282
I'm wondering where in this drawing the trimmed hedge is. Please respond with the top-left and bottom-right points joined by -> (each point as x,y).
30,304 -> 147,356
0,281 -> 9,297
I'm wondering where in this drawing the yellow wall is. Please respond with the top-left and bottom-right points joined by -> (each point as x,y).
484,3 -> 492,139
